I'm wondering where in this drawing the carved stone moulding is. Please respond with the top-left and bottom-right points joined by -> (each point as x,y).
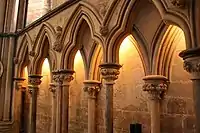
143,75 -> 169,100
169,0 -> 186,8
100,25 -> 108,36
53,26 -> 63,52
49,83 -> 56,93
99,63 -> 122,82
83,80 -> 101,99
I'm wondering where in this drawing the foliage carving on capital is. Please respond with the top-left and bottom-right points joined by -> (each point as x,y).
28,75 -> 42,86
53,26 -> 63,52
143,82 -> 168,100
169,0 -> 185,8
100,68 -> 120,81
52,69 -> 74,84
99,63 -> 122,82
83,80 -> 101,99
183,61 -> 200,73
83,86 -> 101,99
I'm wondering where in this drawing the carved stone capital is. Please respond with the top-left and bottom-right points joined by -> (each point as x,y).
143,75 -> 169,100
13,77 -> 26,91
28,75 -> 42,94
53,26 -> 63,52
83,80 -> 101,99
28,75 -> 42,86
99,63 -> 122,83
169,0 -> 185,8
183,60 -> 200,73
52,69 -> 74,84
179,47 -> 200,79
49,83 -> 56,97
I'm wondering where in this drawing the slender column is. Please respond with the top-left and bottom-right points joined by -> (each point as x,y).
52,69 -> 74,133
143,75 -> 168,133
99,63 -> 121,133
14,77 -> 26,132
28,75 -> 42,133
83,80 -> 101,133
179,48 -> 200,133
49,83 -> 57,133
16,0 -> 28,29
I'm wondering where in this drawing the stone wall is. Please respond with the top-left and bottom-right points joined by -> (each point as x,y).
27,0 -> 51,24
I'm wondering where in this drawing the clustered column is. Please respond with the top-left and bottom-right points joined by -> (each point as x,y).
52,69 -> 74,133
49,83 -> 57,133
143,75 -> 168,133
28,75 -> 42,133
99,63 -> 121,133
83,80 -> 101,133
179,48 -> 200,133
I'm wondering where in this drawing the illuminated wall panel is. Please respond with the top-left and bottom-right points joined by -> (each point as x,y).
36,58 -> 52,133
113,35 -> 150,132
69,51 -> 88,133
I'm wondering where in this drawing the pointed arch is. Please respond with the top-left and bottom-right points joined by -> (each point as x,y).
153,25 -> 186,79
152,0 -> 193,48
17,33 -> 33,55
33,22 -> 56,50
15,33 -> 33,77
105,0 -> 138,62
31,23 -> 57,74
61,19 -> 90,80
103,0 -> 150,75
60,2 -> 104,69
60,1 -> 103,45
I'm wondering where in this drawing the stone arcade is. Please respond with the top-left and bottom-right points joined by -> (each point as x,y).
0,0 -> 200,133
